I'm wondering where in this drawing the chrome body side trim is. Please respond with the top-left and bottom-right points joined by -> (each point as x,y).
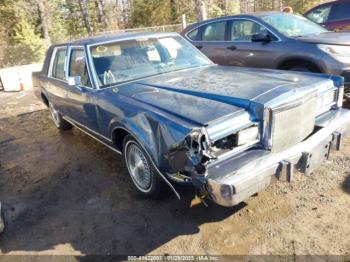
63,115 -> 113,142
63,116 -> 181,199
63,116 -> 121,154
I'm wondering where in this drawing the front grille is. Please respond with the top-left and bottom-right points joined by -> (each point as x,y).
270,92 -> 317,153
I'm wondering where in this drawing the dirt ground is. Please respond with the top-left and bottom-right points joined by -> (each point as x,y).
0,90 -> 349,257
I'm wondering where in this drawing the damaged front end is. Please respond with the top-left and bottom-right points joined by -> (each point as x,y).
163,82 -> 350,207
165,110 -> 261,203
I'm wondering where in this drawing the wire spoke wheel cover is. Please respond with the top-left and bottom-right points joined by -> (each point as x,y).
125,142 -> 152,192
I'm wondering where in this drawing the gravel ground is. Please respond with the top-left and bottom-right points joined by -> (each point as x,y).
0,90 -> 349,257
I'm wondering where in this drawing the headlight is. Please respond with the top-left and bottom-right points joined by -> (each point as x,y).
318,44 -> 350,61
316,89 -> 337,115
211,125 -> 260,153
236,125 -> 259,146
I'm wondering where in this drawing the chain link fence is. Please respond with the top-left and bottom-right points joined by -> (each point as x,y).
95,23 -> 184,36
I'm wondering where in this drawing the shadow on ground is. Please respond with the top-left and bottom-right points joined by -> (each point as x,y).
0,110 -> 244,255
342,173 -> 350,194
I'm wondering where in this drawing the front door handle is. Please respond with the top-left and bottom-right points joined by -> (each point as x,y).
195,45 -> 203,50
227,45 -> 237,51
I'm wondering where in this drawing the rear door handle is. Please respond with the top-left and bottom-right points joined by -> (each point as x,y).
195,45 -> 203,50
227,45 -> 237,51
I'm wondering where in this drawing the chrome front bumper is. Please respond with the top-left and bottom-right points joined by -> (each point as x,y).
205,108 -> 350,207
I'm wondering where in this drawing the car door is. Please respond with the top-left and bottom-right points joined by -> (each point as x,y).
64,46 -> 99,132
222,18 -> 282,68
186,18 -> 282,68
187,19 -> 236,65
47,46 -> 69,111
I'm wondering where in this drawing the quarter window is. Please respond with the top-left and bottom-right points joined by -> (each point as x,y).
52,49 -> 66,80
230,20 -> 269,41
306,5 -> 331,23
202,21 -> 227,41
69,49 -> 92,87
187,29 -> 200,41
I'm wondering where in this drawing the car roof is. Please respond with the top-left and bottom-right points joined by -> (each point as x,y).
181,11 -> 282,33
55,31 -> 179,47
305,0 -> 350,13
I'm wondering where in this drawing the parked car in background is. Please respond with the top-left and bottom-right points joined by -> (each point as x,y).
181,12 -> 350,98
33,32 -> 350,207
305,0 -> 350,32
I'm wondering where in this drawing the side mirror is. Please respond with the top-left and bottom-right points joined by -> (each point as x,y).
68,76 -> 82,86
251,33 -> 271,43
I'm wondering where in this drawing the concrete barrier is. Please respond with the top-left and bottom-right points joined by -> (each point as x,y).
0,63 -> 42,92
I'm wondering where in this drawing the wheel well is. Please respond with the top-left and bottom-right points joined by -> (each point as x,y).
41,93 -> 49,107
277,59 -> 322,73
112,128 -> 130,152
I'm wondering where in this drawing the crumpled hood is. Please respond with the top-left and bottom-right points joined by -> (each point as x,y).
118,65 -> 335,126
296,32 -> 350,45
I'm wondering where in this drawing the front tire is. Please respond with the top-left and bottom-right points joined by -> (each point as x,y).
123,135 -> 166,199
48,102 -> 72,130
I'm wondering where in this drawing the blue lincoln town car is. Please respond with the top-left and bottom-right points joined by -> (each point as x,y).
33,32 -> 350,207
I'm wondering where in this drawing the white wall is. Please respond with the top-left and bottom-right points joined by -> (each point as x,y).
0,64 -> 43,92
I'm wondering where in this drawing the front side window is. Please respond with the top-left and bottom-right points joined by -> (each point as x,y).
329,2 -> 350,21
306,5 -> 332,24
69,49 -> 92,87
202,21 -> 227,41
52,48 -> 66,80
230,19 -> 269,41
90,36 -> 212,88
262,13 -> 328,37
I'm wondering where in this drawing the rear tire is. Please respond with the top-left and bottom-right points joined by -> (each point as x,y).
123,135 -> 167,199
48,102 -> 72,130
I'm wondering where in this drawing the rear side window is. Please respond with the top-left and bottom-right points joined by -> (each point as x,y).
329,2 -> 350,21
69,49 -> 92,87
306,5 -> 332,24
52,49 -> 66,80
202,21 -> 227,41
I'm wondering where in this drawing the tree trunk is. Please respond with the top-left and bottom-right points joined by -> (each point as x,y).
224,0 -> 229,14
36,0 -> 51,45
78,0 -> 93,36
120,0 -> 128,27
170,0 -> 177,23
195,0 -> 207,22
95,0 -> 108,27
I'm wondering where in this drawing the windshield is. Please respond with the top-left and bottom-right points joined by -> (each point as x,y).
261,13 -> 328,37
90,35 -> 212,88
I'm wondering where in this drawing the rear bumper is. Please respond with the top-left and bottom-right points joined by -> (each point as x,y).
205,108 -> 350,207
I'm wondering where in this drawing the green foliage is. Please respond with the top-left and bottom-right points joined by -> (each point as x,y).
130,0 -> 173,27
207,4 -> 225,18
0,0 -> 330,67
0,0 -> 46,66
8,17 -> 47,65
